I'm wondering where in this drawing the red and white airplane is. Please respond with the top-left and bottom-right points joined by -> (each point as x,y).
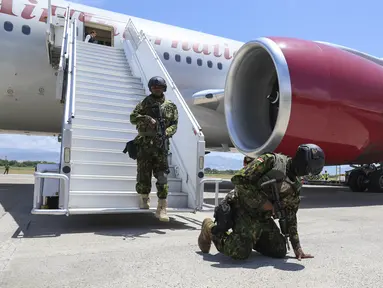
1,0 -> 383,192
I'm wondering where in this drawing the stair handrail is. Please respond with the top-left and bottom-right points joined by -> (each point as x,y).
56,6 -> 71,102
123,19 -> 206,210
58,6 -> 71,72
63,19 -> 78,125
46,0 -> 53,44
124,19 -> 202,133
69,19 -> 78,120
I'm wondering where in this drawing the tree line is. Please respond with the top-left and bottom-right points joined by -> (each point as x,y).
205,168 -> 237,174
0,159 -> 55,167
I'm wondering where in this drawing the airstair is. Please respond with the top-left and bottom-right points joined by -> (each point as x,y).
31,5 -> 219,216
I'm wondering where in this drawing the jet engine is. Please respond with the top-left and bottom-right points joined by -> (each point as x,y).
224,37 -> 383,166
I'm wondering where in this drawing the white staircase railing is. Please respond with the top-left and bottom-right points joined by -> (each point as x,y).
123,19 -> 206,210
32,17 -> 77,215
56,6 -> 70,102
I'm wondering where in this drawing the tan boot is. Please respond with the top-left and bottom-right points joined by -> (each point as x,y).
155,199 -> 169,222
198,218 -> 215,253
139,194 -> 150,209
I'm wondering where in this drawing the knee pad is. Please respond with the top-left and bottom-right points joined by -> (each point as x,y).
156,171 -> 168,185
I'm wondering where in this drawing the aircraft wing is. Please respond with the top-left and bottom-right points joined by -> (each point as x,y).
192,89 -> 225,113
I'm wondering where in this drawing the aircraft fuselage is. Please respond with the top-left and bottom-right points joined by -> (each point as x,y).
0,0 -> 244,148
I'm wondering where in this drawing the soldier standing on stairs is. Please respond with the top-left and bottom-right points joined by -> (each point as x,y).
130,76 -> 179,222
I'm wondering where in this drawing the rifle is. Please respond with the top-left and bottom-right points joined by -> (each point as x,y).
260,178 -> 290,251
152,103 -> 170,174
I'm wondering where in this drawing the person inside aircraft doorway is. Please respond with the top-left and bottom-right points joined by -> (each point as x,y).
130,76 -> 179,222
85,30 -> 97,44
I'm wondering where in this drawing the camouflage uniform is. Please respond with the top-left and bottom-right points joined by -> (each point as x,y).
130,93 -> 178,221
4,163 -> 9,174
199,153 -> 302,260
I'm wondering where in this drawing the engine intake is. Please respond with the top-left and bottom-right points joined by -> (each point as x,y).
224,37 -> 292,157
224,37 -> 383,165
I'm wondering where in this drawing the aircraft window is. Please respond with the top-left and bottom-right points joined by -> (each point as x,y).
4,21 -> 13,32
22,25 -> 31,35
175,54 -> 181,62
186,56 -> 192,64
163,52 -> 169,60
207,60 -> 213,68
217,62 -> 223,70
197,58 -> 202,66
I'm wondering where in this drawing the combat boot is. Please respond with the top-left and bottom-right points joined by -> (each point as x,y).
140,194 -> 150,209
198,218 -> 215,253
156,199 -> 169,222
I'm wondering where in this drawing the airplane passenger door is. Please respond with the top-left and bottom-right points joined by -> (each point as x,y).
82,22 -> 114,47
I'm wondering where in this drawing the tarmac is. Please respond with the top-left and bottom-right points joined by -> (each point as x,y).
1,174 -> 383,288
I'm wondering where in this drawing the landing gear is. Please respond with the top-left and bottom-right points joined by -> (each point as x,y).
367,169 -> 383,192
347,169 -> 368,192
347,164 -> 383,192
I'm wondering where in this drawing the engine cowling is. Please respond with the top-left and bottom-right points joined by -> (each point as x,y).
224,37 -> 383,165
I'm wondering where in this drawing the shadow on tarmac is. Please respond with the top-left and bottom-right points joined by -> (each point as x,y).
0,184 -> 200,240
1,182 -> 383,240
195,251 -> 305,271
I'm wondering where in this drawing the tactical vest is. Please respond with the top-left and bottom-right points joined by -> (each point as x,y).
258,153 -> 298,195
137,96 -> 168,136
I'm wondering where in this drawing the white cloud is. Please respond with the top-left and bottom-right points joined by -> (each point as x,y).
0,134 -> 60,152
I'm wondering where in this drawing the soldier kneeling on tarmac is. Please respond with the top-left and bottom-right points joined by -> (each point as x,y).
198,144 -> 325,261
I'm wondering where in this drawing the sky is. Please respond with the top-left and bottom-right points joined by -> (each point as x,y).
1,0 -> 382,175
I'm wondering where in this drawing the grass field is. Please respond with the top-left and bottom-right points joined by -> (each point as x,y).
205,174 -> 234,179
205,173 -> 342,181
0,166 -> 35,174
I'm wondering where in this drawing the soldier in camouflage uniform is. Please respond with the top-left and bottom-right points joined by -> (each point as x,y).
130,76 -> 178,222
3,162 -> 9,174
198,144 -> 325,260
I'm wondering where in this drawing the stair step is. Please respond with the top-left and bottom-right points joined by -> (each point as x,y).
76,58 -> 130,71
73,115 -> 135,131
76,78 -> 143,91
77,41 -> 125,53
71,148 -> 172,165
76,84 -> 145,96
70,175 -> 181,192
77,57 -> 129,69
76,51 -> 126,63
68,190 -> 188,209
71,161 -> 176,178
76,91 -> 144,106
75,98 -> 136,113
76,70 -> 142,84
75,107 -> 130,121
72,135 -> 134,151
72,124 -> 137,139
76,44 -> 125,56
77,62 -> 131,74
77,66 -> 132,78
